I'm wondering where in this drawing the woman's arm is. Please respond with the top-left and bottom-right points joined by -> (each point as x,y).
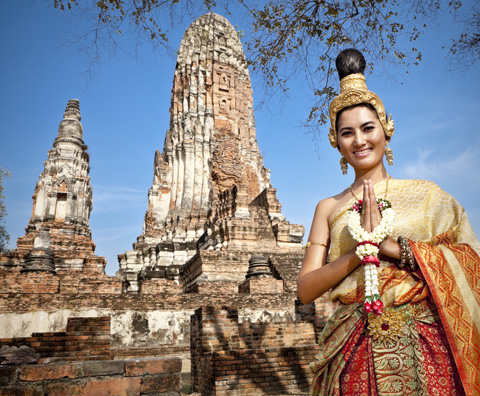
298,180 -> 403,305
297,199 -> 362,304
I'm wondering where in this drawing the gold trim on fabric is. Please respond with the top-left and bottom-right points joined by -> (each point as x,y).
328,179 -> 467,306
440,245 -> 480,333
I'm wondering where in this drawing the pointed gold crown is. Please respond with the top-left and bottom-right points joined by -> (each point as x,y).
328,73 -> 394,148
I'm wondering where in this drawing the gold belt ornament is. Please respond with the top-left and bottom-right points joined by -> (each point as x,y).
367,304 -> 417,347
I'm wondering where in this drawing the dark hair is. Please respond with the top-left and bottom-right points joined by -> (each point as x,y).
336,48 -> 366,80
334,49 -> 387,142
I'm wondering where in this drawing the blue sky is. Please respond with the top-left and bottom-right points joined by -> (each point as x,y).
1,1 -> 479,276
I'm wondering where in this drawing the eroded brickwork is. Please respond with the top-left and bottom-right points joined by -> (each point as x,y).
118,13 -> 304,293
0,317 -> 111,362
190,307 -> 318,395
0,357 -> 182,396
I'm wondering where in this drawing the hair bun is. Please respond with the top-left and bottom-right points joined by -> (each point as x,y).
336,49 -> 366,80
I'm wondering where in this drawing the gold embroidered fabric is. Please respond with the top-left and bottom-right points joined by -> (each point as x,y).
328,179 -> 480,306
310,179 -> 478,395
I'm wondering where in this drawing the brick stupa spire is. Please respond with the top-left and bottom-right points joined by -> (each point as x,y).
13,99 -> 100,270
119,14 -> 303,292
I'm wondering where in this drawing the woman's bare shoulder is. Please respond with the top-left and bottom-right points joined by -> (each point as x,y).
314,187 -> 352,222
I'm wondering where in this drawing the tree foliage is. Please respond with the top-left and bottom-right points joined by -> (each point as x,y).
0,168 -> 11,253
51,0 -> 477,137
449,4 -> 480,69
243,0 -> 436,132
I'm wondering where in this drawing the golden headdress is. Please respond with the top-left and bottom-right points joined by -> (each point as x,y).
328,73 -> 394,148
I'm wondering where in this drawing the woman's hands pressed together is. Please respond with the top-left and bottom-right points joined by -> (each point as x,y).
360,179 -> 401,260
360,180 -> 382,233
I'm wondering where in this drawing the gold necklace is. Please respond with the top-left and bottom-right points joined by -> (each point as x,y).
350,176 -> 390,202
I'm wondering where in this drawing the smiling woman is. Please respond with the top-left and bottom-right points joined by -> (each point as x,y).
337,105 -> 389,175
298,49 -> 480,395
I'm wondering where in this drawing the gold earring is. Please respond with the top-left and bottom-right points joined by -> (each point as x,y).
385,142 -> 393,166
340,157 -> 348,175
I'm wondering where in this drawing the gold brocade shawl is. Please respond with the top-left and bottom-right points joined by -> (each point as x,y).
328,179 -> 480,395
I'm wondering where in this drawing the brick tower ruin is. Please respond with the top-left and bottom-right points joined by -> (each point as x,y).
118,13 -> 304,292
2,99 -> 106,274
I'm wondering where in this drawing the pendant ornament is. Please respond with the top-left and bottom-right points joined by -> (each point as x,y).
367,306 -> 408,347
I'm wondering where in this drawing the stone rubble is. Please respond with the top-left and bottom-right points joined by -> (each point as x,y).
0,345 -> 40,365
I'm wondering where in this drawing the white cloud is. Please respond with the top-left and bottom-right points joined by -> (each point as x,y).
401,146 -> 479,185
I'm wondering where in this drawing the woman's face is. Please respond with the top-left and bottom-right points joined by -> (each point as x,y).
337,105 -> 387,172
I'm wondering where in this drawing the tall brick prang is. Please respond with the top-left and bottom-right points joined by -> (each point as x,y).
118,13 -> 304,292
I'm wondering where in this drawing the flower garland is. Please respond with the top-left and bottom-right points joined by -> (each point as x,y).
347,197 -> 394,315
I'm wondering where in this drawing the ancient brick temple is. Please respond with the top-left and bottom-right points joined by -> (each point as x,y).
0,13 -> 333,395
118,13 -> 303,293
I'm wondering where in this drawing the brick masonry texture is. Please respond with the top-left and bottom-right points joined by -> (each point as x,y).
0,357 -> 181,396
190,307 -> 319,395
0,317 -> 112,362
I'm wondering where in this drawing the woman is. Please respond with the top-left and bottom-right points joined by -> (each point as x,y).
298,49 -> 480,396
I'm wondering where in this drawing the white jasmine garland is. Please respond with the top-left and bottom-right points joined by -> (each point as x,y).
356,243 -> 379,260
348,207 -> 395,244
347,198 -> 395,316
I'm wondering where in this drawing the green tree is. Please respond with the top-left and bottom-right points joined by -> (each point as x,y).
0,168 -> 11,253
51,0 -> 477,135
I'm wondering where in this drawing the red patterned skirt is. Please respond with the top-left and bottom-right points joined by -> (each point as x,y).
311,300 -> 465,396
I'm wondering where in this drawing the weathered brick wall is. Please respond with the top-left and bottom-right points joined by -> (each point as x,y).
0,268 -> 122,295
0,317 -> 111,362
194,281 -> 240,294
295,295 -> 338,342
182,251 -> 252,289
203,346 -> 318,395
238,277 -> 284,294
0,332 -> 67,359
0,270 -> 60,294
182,250 -> 305,294
65,317 -> 111,361
58,270 -> 123,294
139,278 -> 183,294
0,290 -> 309,373
190,306 -> 318,395
0,357 -> 182,396
0,252 -> 334,377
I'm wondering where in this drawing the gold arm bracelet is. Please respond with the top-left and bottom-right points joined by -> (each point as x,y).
303,241 -> 328,250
